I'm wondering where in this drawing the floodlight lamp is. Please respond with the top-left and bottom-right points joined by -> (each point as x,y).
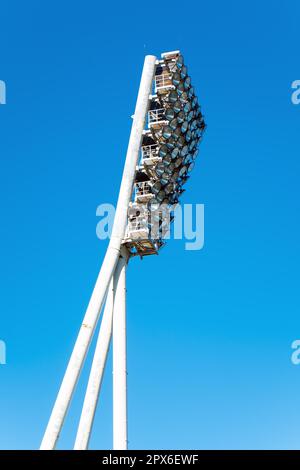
175,55 -> 184,69
193,146 -> 200,157
187,162 -> 195,173
183,102 -> 192,114
180,65 -> 188,79
173,101 -> 182,113
179,92 -> 189,103
190,119 -> 198,131
194,105 -> 201,117
195,127 -> 203,138
176,82 -> 185,95
184,76 -> 191,89
160,174 -> 170,186
169,118 -> 178,131
168,193 -> 179,205
168,91 -> 178,103
189,140 -> 196,151
163,154 -> 172,166
159,145 -> 168,158
191,149 -> 199,160
188,87 -> 194,99
179,166 -> 187,178
166,138 -> 176,150
185,130 -> 192,142
183,154 -> 193,165
176,111 -> 185,124
187,110 -> 194,122
174,157 -> 184,168
176,136 -> 186,148
181,121 -> 188,133
165,108 -> 175,121
171,147 -> 180,159
172,127 -> 182,140
156,190 -> 166,203
180,145 -> 189,157
172,72 -> 181,86
152,181 -> 161,194
162,126 -> 172,139
165,182 -> 175,194
155,163 -> 165,177
170,171 -> 179,183
164,163 -> 175,175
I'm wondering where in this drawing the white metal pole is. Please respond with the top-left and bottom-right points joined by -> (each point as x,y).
74,278 -> 114,450
40,55 -> 156,450
113,250 -> 128,450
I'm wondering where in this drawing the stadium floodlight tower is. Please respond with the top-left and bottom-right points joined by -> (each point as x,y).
40,51 -> 206,450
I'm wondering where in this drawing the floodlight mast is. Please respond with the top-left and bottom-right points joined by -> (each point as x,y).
41,50 -> 206,450
40,55 -> 156,450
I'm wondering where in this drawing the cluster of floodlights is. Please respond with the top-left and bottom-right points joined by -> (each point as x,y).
124,51 -> 206,257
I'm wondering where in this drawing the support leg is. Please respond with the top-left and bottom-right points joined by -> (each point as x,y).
74,278 -> 114,450
113,253 -> 128,450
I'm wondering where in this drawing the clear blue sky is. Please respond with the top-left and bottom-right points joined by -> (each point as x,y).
0,0 -> 300,450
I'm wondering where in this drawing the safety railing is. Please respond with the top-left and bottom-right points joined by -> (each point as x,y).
148,108 -> 166,125
134,182 -> 152,198
155,73 -> 173,90
141,144 -> 159,161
